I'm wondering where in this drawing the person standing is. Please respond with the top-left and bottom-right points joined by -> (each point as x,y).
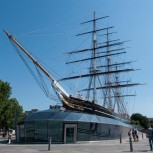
132,129 -> 136,141
135,129 -> 139,141
8,134 -> 11,144
7,130 -> 12,144
128,129 -> 133,139
147,126 -> 153,151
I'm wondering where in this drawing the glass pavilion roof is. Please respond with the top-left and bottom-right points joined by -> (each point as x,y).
25,109 -> 132,128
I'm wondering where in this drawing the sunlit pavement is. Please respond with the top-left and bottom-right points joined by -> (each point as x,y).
0,137 -> 152,153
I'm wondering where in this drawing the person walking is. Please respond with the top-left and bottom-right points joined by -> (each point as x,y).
147,126 -> 153,151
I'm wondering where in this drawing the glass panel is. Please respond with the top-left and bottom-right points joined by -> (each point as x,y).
77,122 -> 90,141
19,124 -> 25,141
35,121 -> 48,142
79,115 -> 90,122
114,125 -> 121,138
52,112 -> 70,120
121,126 -> 129,138
65,113 -> 82,121
100,124 -> 109,140
91,116 -> 100,122
25,121 -> 35,142
84,114 -> 94,121
66,128 -> 74,143
108,124 -> 115,139
48,121 -> 63,143
90,123 -> 100,141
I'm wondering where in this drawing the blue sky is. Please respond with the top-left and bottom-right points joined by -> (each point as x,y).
0,0 -> 153,117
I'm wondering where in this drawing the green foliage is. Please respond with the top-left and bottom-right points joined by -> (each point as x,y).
149,123 -> 153,128
0,80 -> 11,102
131,120 -> 140,125
0,80 -> 23,129
131,113 -> 149,129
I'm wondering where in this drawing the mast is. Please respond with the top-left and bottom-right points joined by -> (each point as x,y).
61,13 -> 141,116
67,12 -> 110,104
93,11 -> 97,103
4,30 -> 69,98
105,28 -> 112,110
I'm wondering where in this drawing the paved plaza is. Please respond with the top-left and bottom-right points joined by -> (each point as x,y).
0,137 -> 152,153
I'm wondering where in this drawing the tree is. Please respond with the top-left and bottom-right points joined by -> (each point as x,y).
0,80 -> 23,130
0,80 -> 11,102
131,113 -> 149,129
131,120 -> 140,125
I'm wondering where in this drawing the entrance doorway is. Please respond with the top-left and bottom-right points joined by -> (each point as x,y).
64,124 -> 77,143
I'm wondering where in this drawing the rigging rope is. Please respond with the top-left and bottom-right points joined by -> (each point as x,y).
9,39 -> 55,99
35,65 -> 50,97
14,13 -> 92,37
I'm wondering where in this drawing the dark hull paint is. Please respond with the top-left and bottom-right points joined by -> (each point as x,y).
60,94 -> 130,123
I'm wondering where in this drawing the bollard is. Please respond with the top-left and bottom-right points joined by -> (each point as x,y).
142,133 -> 143,139
129,137 -> 133,152
120,133 -> 122,144
48,137 -> 52,151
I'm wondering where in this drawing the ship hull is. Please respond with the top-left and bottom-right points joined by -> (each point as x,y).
59,94 -> 130,123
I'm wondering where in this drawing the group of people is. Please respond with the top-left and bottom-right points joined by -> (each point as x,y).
128,128 -> 139,142
128,126 -> 153,151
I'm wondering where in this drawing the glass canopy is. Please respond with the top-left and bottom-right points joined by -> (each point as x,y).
25,109 -> 132,128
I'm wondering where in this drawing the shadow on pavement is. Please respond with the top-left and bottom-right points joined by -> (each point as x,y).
122,150 -> 149,152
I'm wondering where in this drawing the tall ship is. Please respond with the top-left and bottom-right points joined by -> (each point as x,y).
4,12 -> 140,124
